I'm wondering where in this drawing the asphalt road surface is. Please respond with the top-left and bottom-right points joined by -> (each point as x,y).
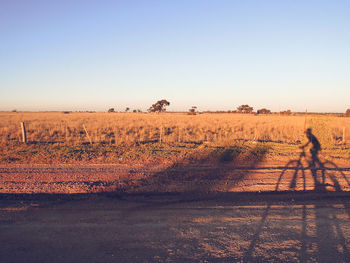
1,192 -> 350,262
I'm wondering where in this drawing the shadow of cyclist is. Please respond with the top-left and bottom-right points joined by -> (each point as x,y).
245,130 -> 350,262
276,128 -> 350,193
301,128 -> 321,166
300,128 -> 324,190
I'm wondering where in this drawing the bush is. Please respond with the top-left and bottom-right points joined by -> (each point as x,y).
188,106 -> 197,115
237,104 -> 253,113
257,108 -> 271,114
280,110 -> 292,115
345,109 -> 350,117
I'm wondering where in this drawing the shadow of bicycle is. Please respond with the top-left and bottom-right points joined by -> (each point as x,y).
275,149 -> 350,193
244,130 -> 350,262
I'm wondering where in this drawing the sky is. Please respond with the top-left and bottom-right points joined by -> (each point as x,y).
1,0 -> 350,112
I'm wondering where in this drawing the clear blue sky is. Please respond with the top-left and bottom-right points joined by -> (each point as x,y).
1,0 -> 350,112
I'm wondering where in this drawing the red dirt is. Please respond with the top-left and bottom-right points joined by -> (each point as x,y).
1,157 -> 349,194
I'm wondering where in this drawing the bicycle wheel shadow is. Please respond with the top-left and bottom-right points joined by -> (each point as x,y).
245,130 -> 350,262
275,150 -> 350,193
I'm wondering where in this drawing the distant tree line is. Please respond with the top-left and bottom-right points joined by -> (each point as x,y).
107,108 -> 142,113
107,100 -> 350,117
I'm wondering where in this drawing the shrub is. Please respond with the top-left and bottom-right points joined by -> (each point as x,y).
257,108 -> 271,114
237,105 -> 253,113
188,106 -> 197,115
280,110 -> 292,115
345,109 -> 350,117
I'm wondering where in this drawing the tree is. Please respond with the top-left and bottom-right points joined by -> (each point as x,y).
188,106 -> 197,115
148,99 -> 170,113
108,108 -> 115,113
125,107 -> 130,112
345,109 -> 350,117
237,104 -> 253,113
257,108 -> 271,114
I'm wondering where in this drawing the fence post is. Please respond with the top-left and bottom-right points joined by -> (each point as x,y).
65,124 -> 68,142
304,109 -> 308,131
83,124 -> 92,144
20,122 -> 27,143
253,127 -> 258,142
159,126 -> 163,143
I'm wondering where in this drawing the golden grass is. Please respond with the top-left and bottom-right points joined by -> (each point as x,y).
1,112 -> 349,146
1,112 -> 350,164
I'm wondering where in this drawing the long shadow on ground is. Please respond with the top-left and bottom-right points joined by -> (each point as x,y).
121,143 -> 270,193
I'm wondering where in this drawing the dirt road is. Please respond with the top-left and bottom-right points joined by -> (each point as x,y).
1,160 -> 350,262
1,193 -> 350,262
1,161 -> 350,194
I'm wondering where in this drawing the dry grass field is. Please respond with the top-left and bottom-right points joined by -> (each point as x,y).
1,112 -> 350,194
1,112 -> 350,164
